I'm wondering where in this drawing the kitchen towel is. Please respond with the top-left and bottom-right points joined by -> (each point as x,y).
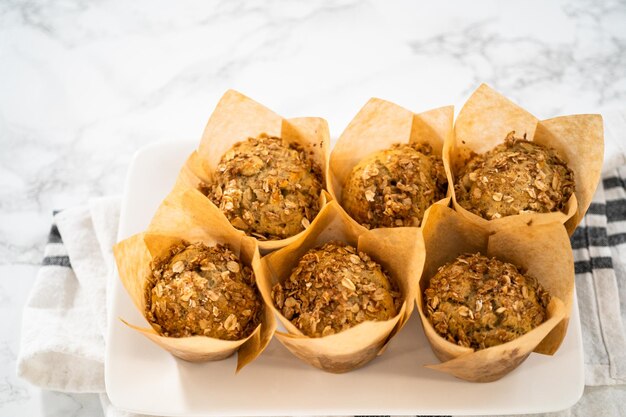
570,166 -> 626,386
16,196 -> 129,415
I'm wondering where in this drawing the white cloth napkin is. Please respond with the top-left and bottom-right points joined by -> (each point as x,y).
15,196 -> 139,416
16,111 -> 626,416
574,170 -> 626,386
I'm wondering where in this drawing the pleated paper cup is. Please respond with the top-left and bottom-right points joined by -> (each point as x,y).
329,97 -> 454,232
257,201 -> 423,373
417,204 -> 573,382
113,188 -> 276,371
174,90 -> 331,253
446,83 -> 603,235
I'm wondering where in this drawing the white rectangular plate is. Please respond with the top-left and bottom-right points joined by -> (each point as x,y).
105,140 -> 584,416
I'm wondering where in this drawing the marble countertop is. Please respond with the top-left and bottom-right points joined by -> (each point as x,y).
1,0 -> 625,415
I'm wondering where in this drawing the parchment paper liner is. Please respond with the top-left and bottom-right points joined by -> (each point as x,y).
175,89 -> 331,253
329,97 -> 454,232
113,188 -> 277,371
258,200 -> 423,373
417,204 -> 573,382
446,83 -> 603,235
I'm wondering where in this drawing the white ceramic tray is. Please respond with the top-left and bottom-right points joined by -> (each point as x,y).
105,140 -> 584,416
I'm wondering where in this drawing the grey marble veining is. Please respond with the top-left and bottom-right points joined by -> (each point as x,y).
405,0 -> 626,112
1,0 -> 626,415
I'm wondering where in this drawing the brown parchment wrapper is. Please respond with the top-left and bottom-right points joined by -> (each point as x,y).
113,188 -> 276,371
447,83 -> 604,235
329,97 -> 454,232
175,89 -> 331,253
417,204 -> 573,382
258,200 -> 423,373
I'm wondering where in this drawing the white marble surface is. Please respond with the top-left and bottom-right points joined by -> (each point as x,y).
1,0 -> 625,415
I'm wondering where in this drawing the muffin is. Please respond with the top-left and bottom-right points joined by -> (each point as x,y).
208,134 -> 323,240
342,143 -> 447,229
424,253 -> 550,350
455,133 -> 575,220
146,241 -> 262,340
271,241 -> 401,337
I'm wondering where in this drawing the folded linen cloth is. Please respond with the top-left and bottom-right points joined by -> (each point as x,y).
571,166 -> 626,385
16,197 -> 127,414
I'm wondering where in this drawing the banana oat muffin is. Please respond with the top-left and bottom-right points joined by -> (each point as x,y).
342,143 -> 447,229
455,133 -> 575,220
272,241 -> 402,337
424,253 -> 550,350
208,134 -> 323,240
147,241 -> 262,340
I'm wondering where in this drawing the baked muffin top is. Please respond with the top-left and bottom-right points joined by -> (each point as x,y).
146,242 -> 261,340
424,253 -> 550,350
454,134 -> 575,220
272,241 -> 401,337
208,134 -> 323,240
342,143 -> 447,229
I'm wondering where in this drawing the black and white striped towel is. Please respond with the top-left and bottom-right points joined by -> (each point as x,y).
16,167 -> 626,417
17,197 -> 122,416
570,165 -> 626,386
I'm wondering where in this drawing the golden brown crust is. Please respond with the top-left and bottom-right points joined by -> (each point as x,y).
424,253 -> 550,350
271,241 -> 402,337
146,242 -> 262,340
455,134 -> 575,220
207,134 -> 323,240
342,143 -> 447,229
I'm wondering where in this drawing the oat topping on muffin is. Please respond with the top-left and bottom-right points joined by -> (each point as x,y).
342,143 -> 447,229
146,241 -> 262,340
208,134 -> 323,240
424,253 -> 550,350
271,241 -> 402,337
455,133 -> 575,220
